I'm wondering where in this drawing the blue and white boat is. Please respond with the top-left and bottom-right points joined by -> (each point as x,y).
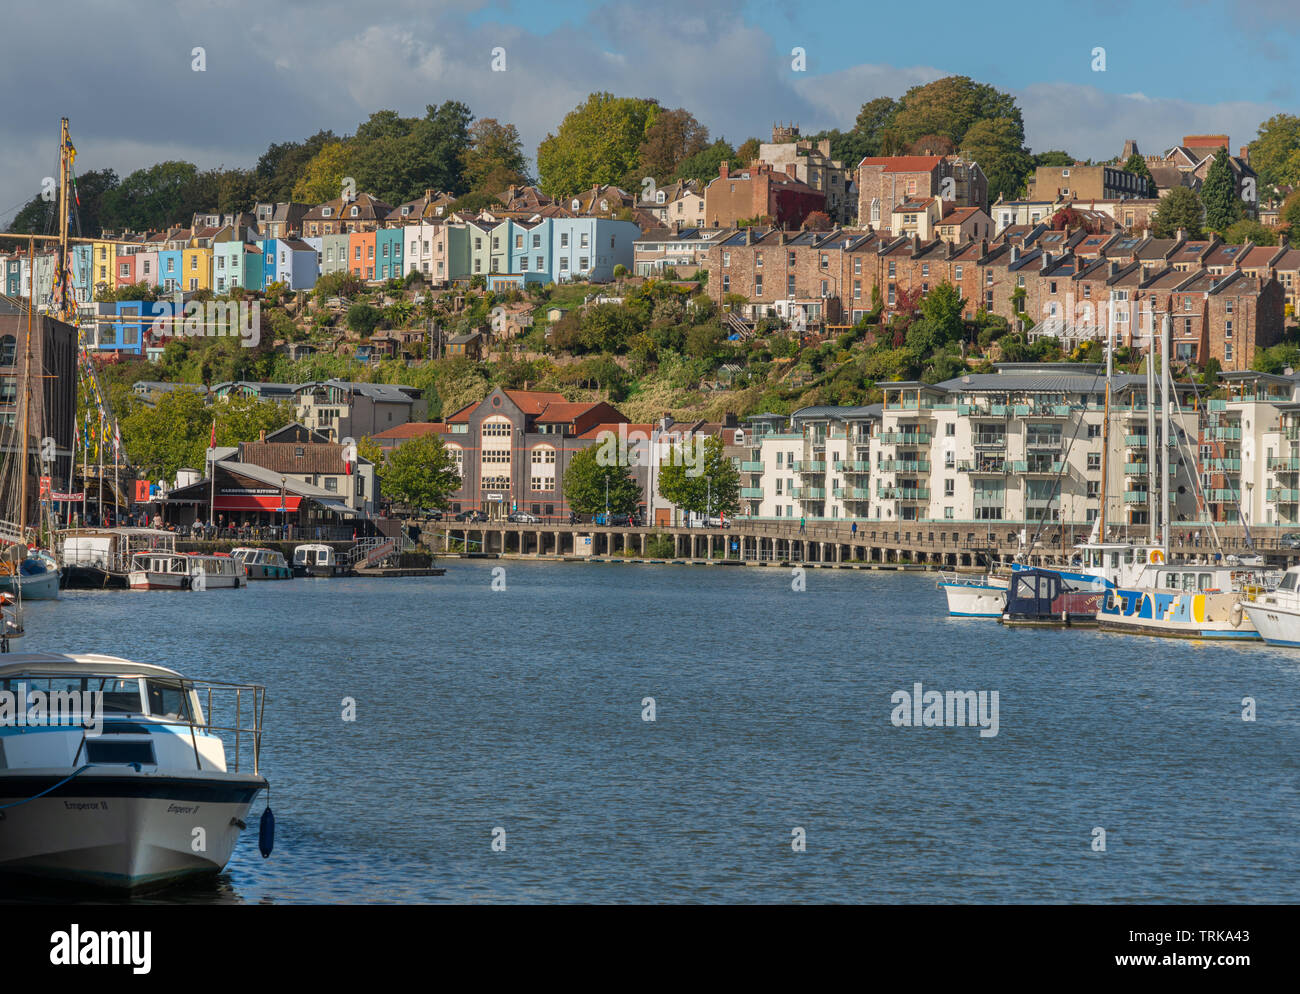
0,652 -> 270,890
1243,566 -> 1300,646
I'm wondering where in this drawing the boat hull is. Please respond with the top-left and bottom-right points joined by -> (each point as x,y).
1097,588 -> 1258,640
61,565 -> 129,590
940,581 -> 1007,617
129,571 -> 189,590
244,564 -> 292,580
1242,601 -> 1300,646
0,567 -> 61,601
0,771 -> 265,890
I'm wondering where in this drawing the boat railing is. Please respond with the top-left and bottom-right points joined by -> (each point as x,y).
165,679 -> 267,775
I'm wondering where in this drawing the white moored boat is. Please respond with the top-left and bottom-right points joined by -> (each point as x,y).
187,553 -> 245,590
231,547 -> 292,580
938,572 -> 1009,617
0,652 -> 271,890
1243,566 -> 1300,646
129,551 -> 192,590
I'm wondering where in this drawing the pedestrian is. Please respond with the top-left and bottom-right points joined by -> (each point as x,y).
799,516 -> 806,534
851,521 -> 857,538
1195,530 -> 1201,548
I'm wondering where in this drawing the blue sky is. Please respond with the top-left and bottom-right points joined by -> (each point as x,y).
1,0 -> 1294,225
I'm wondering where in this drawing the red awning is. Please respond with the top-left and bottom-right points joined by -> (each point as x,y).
214,495 -> 303,512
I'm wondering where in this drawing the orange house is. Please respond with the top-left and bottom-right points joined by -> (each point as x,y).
348,231 -> 377,281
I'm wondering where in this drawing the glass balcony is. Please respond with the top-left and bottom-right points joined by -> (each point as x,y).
834,459 -> 871,473
958,458 -> 1009,473
1124,434 -> 1148,448
1268,488 -> 1300,502
877,486 -> 929,500
833,486 -> 871,499
740,488 -> 764,499
880,432 -> 933,446
879,459 -> 930,473
972,434 -> 1006,449
1267,456 -> 1300,471
740,461 -> 764,472
1206,457 -> 1242,472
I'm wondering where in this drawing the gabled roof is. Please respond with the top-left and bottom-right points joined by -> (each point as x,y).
858,155 -> 944,173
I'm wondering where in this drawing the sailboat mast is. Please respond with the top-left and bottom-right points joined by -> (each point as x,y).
1098,325 -> 1112,539
19,235 -> 34,538
1146,317 -> 1156,543
1160,313 -> 1171,551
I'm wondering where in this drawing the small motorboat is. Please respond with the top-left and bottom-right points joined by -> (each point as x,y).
0,652 -> 271,890
1000,568 -> 1103,627
0,550 -> 60,601
938,571 -> 1009,617
1097,564 -> 1262,640
231,547 -> 292,580
292,544 -> 346,577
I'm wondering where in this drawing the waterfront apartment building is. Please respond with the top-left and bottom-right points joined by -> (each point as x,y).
741,365 -> 1201,532
1206,371 -> 1300,526
292,380 -> 427,443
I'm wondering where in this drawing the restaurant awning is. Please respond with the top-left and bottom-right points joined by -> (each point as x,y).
215,494 -> 303,512
314,498 -> 357,517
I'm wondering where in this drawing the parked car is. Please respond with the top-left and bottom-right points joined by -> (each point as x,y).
1281,533 -> 1300,550
507,511 -> 540,523
454,509 -> 487,522
420,508 -> 444,521
594,512 -> 636,526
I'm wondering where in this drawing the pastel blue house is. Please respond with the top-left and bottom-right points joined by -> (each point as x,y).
509,219 -> 551,284
549,218 -> 639,282
158,249 -> 183,292
260,238 -> 317,290
375,228 -> 404,282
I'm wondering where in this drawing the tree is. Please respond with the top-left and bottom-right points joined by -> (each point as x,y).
1223,219 -> 1278,245
1248,114 -> 1300,192
462,118 -> 530,194
563,444 -> 641,515
292,142 -> 354,205
346,303 -> 383,336
853,96 -> 901,158
1122,153 -> 1155,197
674,139 -> 737,184
636,108 -> 709,183
7,167 -> 120,236
1281,191 -> 1300,231
121,391 -> 290,481
918,281 -> 965,344
657,435 -> 739,518
802,210 -> 833,231
961,117 -> 1031,203
102,161 -> 202,231
1151,186 -> 1204,239
906,134 -> 955,156
888,76 -> 1023,150
735,137 -> 761,166
376,433 -> 462,509
254,130 -> 337,203
1202,149 -> 1244,233
536,93 -> 660,195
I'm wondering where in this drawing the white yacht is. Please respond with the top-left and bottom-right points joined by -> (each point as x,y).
0,652 -> 270,890
1242,566 -> 1300,646
292,544 -> 345,577
231,548 -> 292,581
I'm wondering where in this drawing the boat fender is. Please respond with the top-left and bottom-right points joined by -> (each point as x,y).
259,806 -> 275,858
1230,601 -> 1244,627
181,575 -> 191,590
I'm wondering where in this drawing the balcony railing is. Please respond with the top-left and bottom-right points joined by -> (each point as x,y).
740,461 -> 764,472
880,432 -> 933,446
833,459 -> 872,472
879,459 -> 930,473
958,459 -> 1010,474
832,486 -> 871,500
740,487 -> 764,499
972,435 -> 1006,449
877,486 -> 930,500
792,460 -> 827,473
1207,457 -> 1243,472
1211,426 -> 1242,441
1267,456 -> 1300,471
1124,434 -> 1148,448
792,487 -> 826,500
1206,489 -> 1240,503
1268,488 -> 1300,503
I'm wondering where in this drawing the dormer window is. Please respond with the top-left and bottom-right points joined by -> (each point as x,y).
600,200 -> 608,211
402,206 -> 411,215
571,199 -> 580,211
322,207 -> 332,218
350,206 -> 359,217
656,190 -> 665,203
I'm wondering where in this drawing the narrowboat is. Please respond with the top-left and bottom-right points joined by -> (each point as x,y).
231,548 -> 292,580
0,652 -> 270,890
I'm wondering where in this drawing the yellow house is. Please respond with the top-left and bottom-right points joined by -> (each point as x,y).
182,240 -> 213,292
91,239 -> 117,296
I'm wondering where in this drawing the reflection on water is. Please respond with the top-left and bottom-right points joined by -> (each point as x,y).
7,562 -> 1300,904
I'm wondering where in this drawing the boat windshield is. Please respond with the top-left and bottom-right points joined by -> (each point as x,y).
0,674 -> 143,714
145,679 -> 192,722
1279,572 -> 1298,593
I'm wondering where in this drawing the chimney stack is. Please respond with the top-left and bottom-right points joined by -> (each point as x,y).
720,161 -> 729,179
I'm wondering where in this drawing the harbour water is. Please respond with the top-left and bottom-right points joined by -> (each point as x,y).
5,561 -> 1299,904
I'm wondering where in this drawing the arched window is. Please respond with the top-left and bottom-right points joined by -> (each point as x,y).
0,334 -> 15,366
870,199 -> 881,225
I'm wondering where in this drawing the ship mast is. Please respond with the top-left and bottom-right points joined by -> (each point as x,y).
1098,324 -> 1112,540
19,234 -> 34,536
